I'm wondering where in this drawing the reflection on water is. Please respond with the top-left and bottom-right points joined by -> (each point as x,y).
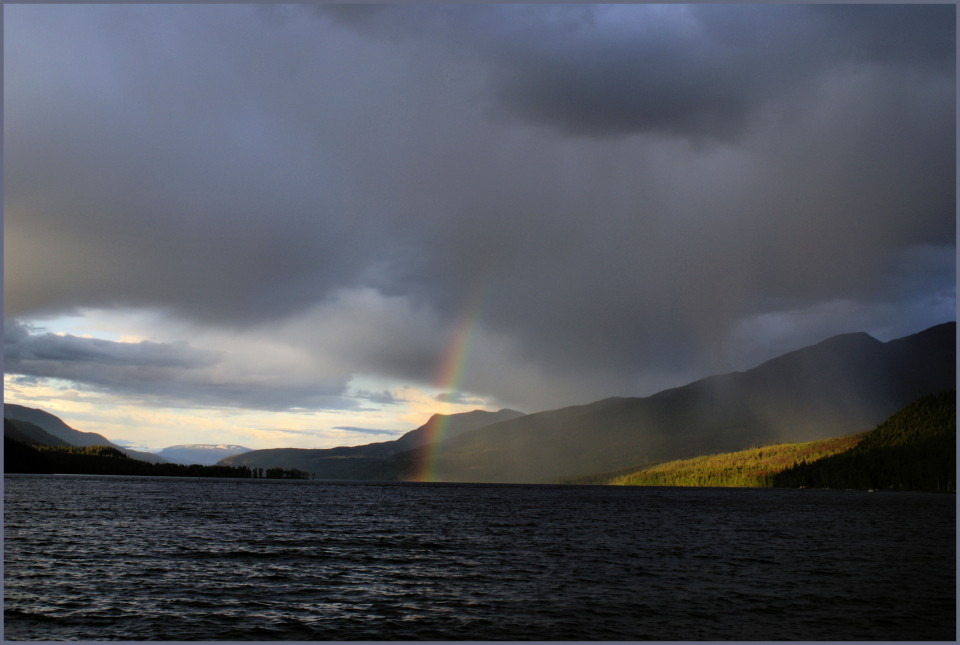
4,475 -> 955,640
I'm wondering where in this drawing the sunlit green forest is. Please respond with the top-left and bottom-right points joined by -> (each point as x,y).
600,433 -> 867,488
585,390 -> 955,492
4,438 -> 312,480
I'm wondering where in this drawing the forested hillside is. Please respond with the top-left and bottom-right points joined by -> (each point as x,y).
417,323 -> 955,483
577,433 -> 867,487
4,418 -> 71,447
221,323 -> 952,484
573,391 -> 954,492
4,404 -> 167,463
772,390 -> 955,492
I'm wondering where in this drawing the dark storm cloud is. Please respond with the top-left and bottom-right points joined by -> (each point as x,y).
812,4 -> 956,71
321,4 -> 954,140
5,4 -> 955,410
4,320 -> 221,369
5,4 -> 395,324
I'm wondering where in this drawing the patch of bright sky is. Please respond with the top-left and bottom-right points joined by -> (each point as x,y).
24,308 -> 174,343
5,310 -> 500,453
344,373 -> 494,423
4,372 -> 464,452
24,313 -> 124,341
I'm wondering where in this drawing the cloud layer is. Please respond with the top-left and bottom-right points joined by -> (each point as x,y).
5,4 -> 955,414
4,319 -> 353,411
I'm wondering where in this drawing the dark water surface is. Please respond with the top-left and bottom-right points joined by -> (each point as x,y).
4,474 -> 955,641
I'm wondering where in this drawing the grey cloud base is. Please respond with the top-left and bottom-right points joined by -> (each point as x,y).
4,4 -> 955,413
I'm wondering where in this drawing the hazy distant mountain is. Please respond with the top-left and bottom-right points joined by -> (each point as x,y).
414,322 -> 955,483
158,444 -> 252,465
219,408 -> 525,478
3,404 -> 168,464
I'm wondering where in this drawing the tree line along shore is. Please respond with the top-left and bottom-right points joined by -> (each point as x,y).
3,436 -> 312,480
4,390 -> 954,492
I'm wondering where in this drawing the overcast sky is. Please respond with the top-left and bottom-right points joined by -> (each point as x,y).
4,4 -> 956,451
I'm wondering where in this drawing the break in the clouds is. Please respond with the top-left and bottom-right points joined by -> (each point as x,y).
4,4 -> 955,419
5,320 -> 220,370
3,319 -> 355,411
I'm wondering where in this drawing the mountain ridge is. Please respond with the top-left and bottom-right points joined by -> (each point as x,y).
564,389 -> 954,492
5,322 -> 953,484
219,408 -> 525,477
420,322 -> 954,482
3,404 -> 168,463
220,322 -> 954,483
4,418 -> 72,447
350,322 -> 956,483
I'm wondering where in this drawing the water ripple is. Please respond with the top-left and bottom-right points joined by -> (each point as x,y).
4,476 -> 955,641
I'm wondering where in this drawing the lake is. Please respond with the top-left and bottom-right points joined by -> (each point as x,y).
3,474 -> 955,641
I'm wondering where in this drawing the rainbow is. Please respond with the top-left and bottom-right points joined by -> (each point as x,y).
412,283 -> 486,482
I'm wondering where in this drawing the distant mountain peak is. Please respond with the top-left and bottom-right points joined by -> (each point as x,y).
157,444 -> 252,465
162,443 -> 250,451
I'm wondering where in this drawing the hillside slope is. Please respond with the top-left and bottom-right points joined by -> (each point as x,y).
772,390 -> 956,492
4,418 -> 72,447
415,322 -> 955,483
3,404 -> 168,463
574,432 -> 868,488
